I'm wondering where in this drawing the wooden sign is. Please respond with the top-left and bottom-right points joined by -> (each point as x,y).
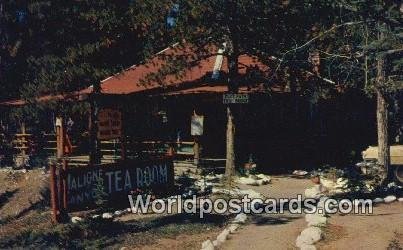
62,158 -> 174,210
98,109 -> 122,140
223,93 -> 249,104
191,114 -> 204,136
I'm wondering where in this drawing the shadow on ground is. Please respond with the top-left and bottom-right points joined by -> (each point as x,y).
0,189 -> 18,210
0,210 -> 229,249
250,214 -> 300,226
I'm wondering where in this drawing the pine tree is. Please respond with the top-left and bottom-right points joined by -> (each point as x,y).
0,0 -> 144,115
308,0 -> 402,180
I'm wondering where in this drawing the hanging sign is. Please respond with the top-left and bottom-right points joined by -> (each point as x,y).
191,114 -> 204,136
97,109 -> 122,140
223,93 -> 249,104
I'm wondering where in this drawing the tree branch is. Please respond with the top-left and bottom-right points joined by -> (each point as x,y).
319,50 -> 352,59
385,48 -> 403,55
269,56 -> 337,85
266,20 -> 367,84
280,21 -> 365,58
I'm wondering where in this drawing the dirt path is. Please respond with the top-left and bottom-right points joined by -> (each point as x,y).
318,202 -> 403,250
222,176 -> 403,250
222,176 -> 312,250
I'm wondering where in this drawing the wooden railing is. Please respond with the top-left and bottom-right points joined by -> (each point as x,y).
9,131 -> 197,167
125,140 -> 195,159
12,133 -> 33,156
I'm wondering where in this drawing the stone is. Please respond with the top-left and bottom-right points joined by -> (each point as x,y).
114,210 -> 123,216
195,180 -> 214,189
228,224 -> 239,233
233,213 -> 247,224
384,195 -> 397,203
293,170 -> 308,176
296,227 -> 322,247
387,182 -> 397,188
237,177 -> 258,185
127,207 -> 132,212
201,240 -> 214,250
300,244 -> 317,250
296,235 -> 306,248
205,174 -> 222,181
92,214 -> 100,219
330,188 -> 345,194
102,212 -> 114,219
398,197 -> 403,202
211,187 -> 235,196
307,215 -> 327,227
256,174 -> 271,184
304,185 -> 325,199
301,227 -> 322,242
365,183 -> 375,192
216,229 -> 230,244
235,175 -> 270,186
317,196 -> 328,210
334,178 -> 348,189
373,197 -> 384,203
320,179 -> 336,190
238,189 -> 264,199
71,216 -> 83,223
355,162 -> 367,167
305,211 -> 326,222
305,214 -> 314,222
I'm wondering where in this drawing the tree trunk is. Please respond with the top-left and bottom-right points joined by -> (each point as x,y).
193,136 -> 200,166
376,56 -> 390,180
225,106 -> 235,182
376,89 -> 390,179
393,92 -> 402,143
224,41 -> 239,184
89,92 -> 101,165
224,0 -> 239,185
289,65 -> 299,124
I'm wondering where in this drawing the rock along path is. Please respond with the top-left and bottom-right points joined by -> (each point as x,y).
222,175 -> 312,250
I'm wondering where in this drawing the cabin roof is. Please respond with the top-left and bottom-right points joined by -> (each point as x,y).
1,43 -> 281,106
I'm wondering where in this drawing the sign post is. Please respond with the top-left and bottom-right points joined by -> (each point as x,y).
223,93 -> 249,104
97,109 -> 122,140
55,117 -> 64,159
193,137 -> 200,166
191,112 -> 204,166
62,159 -> 68,212
49,163 -> 60,223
